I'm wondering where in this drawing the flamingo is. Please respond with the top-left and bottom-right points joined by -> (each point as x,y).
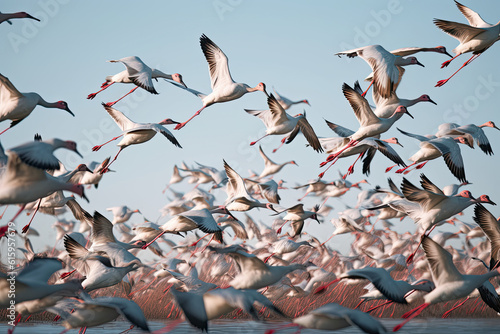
272,87 -> 310,110
209,245 -> 306,290
436,121 -> 499,155
170,34 -> 267,129
291,303 -> 387,333
246,94 -> 323,152
319,83 -> 412,176
106,205 -> 141,225
92,103 -> 181,173
434,1 -> 500,86
48,294 -> 149,332
162,165 -> 186,193
0,11 -> 40,24
141,208 -> 223,250
271,203 -> 321,237
69,157 -> 111,189
334,45 -> 424,98
170,287 -> 284,332
86,56 -> 186,106
393,236 -> 500,331
391,128 -> 473,182
257,145 -> 298,178
0,73 -> 73,135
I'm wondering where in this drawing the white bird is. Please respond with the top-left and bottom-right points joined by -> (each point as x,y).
434,1 -> 500,86
246,94 -> 323,152
92,104 -> 181,172
264,238 -> 311,262
69,157 -> 110,189
171,287 -> 284,332
292,303 -> 387,333
142,208 -> 223,249
106,205 -> 141,225
272,203 -> 321,237
393,236 -> 500,331
320,83 -> 412,176
0,11 -> 40,24
273,87 -> 310,110
321,215 -> 365,246
257,145 -> 298,178
171,34 -> 267,129
436,121 -> 499,155
63,234 -> 140,292
392,128 -> 473,182
87,55 -> 186,106
335,45 -> 424,98
162,164 -> 187,193
0,73 -> 73,135
210,245 -> 305,290
48,294 -> 149,332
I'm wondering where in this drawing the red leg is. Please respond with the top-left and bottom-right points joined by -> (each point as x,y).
100,147 -> 123,174
366,300 -> 392,313
142,230 -> 167,249
9,204 -> 26,223
250,134 -> 269,146
343,152 -> 365,179
314,277 -> 341,294
276,220 -> 288,235
174,106 -> 207,130
442,297 -> 469,318
87,81 -> 114,99
189,233 -> 210,247
22,200 -> 41,234
385,164 -> 398,172
441,54 -> 460,68
362,80 -> 374,97
92,135 -> 123,151
106,86 -> 139,106
396,161 -> 417,174
394,303 -> 430,332
264,253 -> 275,263
436,54 -> 480,87
0,127 -> 12,136
60,268 -> 77,279
272,136 -> 288,153
297,191 -> 310,202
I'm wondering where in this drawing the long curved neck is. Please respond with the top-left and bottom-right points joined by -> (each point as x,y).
152,69 -> 173,80
400,97 -> 420,107
35,94 -> 58,108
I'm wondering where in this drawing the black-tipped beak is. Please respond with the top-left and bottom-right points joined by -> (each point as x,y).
27,14 -> 40,22
75,149 -> 83,159
179,80 -> 188,89
66,107 -> 75,117
405,109 -> 414,119
417,61 -> 425,67
494,125 -> 500,131
82,191 -> 89,203
84,166 -> 92,173
429,98 -> 437,105
397,142 -> 404,148
171,120 -> 181,125
444,51 -> 453,58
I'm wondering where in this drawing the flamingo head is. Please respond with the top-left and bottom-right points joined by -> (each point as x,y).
435,46 -> 453,58
56,101 -> 74,116
419,94 -> 437,105
130,240 -> 147,248
302,99 -> 310,106
133,209 -> 141,214
255,82 -> 267,95
71,184 -> 88,202
289,160 -> 299,166
477,195 -> 496,205
382,137 -> 403,147
76,164 -> 92,173
394,106 -> 413,119
64,141 -> 83,158
456,136 -> 474,148
408,56 -> 424,67
352,179 -> 370,188
480,121 -> 500,130
159,118 -> 180,125
20,12 -> 40,21
171,73 -> 187,88
457,190 -> 474,199
460,181 -> 472,186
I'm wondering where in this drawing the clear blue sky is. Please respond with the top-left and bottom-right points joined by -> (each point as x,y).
2,1 -> 499,257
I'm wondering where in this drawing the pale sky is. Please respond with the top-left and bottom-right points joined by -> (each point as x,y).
1,1 -> 499,259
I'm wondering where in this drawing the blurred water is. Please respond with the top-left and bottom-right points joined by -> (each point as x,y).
2,319 -> 500,334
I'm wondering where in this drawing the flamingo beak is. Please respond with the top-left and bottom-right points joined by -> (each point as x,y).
428,98 -> 437,105
404,108 -> 414,119
494,125 -> 500,131
75,148 -> 83,159
416,60 -> 425,67
444,50 -> 453,58
27,14 -> 40,22
178,79 -> 187,89
82,190 -> 89,203
65,107 -> 75,117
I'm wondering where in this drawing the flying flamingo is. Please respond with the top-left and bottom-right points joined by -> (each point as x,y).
170,34 -> 267,130
434,1 -> 500,86
0,11 -> 40,24
0,73 -> 73,135
86,56 -> 186,106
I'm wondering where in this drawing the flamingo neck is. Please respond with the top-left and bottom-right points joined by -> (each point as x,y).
36,95 -> 59,109
152,69 -> 173,80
